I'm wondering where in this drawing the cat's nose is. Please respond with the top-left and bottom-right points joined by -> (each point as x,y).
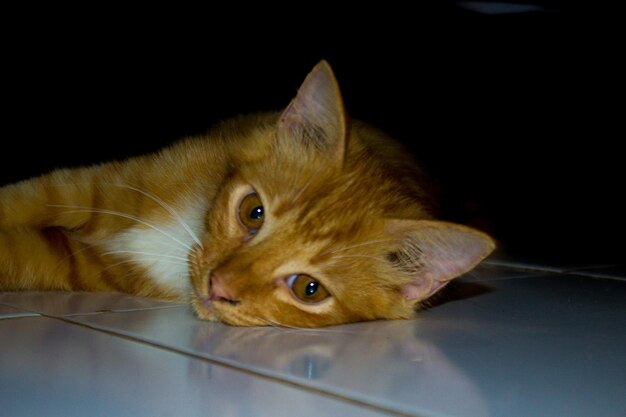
208,272 -> 239,305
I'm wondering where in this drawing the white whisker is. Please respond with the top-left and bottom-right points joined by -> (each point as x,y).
261,318 -> 363,333
129,234 -> 190,253
102,261 -> 152,281
257,317 -> 300,329
48,205 -> 194,251
462,274 -> 538,283
103,258 -> 189,272
102,259 -> 148,272
112,183 -> 204,249
101,250 -> 192,263
52,241 -> 100,275
291,165 -> 326,205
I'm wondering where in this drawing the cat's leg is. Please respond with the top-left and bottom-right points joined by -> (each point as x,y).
0,167 -> 100,230
0,159 -> 201,235
0,163 -> 201,295
0,166 -> 142,292
0,167 -> 136,291
0,226 -> 112,292
0,162 -> 173,236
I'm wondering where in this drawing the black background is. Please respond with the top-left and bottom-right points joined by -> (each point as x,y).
2,4 -> 622,264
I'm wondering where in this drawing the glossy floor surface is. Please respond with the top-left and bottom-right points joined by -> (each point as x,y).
2,260 -> 625,417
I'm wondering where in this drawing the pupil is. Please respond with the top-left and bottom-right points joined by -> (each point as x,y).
305,281 -> 318,296
249,206 -> 263,220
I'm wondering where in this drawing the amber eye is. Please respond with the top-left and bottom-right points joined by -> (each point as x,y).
286,274 -> 330,303
238,192 -> 264,233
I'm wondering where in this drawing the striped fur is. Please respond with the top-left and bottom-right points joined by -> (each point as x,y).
0,62 -> 494,327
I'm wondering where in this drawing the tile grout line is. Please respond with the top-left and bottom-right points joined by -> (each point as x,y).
0,303 -> 185,317
46,314 -> 424,417
62,304 -> 187,317
0,302 -> 40,319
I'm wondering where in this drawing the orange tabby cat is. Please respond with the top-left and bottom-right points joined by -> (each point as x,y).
0,61 -> 494,327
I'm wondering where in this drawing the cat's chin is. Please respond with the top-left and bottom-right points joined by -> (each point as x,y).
191,297 -> 221,322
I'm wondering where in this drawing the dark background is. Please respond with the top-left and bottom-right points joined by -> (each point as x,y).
2,3 -> 622,264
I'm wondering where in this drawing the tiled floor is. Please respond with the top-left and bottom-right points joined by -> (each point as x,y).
1,261 -> 625,417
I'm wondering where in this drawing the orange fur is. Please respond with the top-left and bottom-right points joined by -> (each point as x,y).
0,61 -> 494,327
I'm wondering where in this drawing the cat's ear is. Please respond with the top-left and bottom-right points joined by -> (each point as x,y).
277,60 -> 348,164
385,220 -> 496,303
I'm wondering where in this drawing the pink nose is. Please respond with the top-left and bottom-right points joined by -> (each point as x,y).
208,272 -> 237,303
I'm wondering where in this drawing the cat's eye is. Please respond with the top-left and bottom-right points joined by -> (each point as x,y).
238,192 -> 264,233
286,274 -> 330,303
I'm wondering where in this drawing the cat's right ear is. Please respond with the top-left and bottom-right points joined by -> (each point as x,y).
277,60 -> 348,165
385,219 -> 496,304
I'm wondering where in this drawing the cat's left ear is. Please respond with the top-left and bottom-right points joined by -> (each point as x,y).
385,220 -> 496,303
277,60 -> 348,165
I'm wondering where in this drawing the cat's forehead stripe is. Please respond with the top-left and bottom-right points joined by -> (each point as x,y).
271,199 -> 293,218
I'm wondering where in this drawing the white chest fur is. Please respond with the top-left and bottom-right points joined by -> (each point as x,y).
104,201 -> 206,296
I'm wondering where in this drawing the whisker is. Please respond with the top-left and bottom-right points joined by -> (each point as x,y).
291,165 -> 326,205
103,262 -> 150,282
52,241 -> 101,275
102,258 -> 189,272
263,318 -> 312,330
102,259 -> 148,272
463,274 -> 538,283
132,235 -> 191,254
112,183 -> 204,249
101,250 -> 192,264
458,268 -> 540,283
47,205 -> 194,251
257,317 -> 286,328
261,318 -> 363,333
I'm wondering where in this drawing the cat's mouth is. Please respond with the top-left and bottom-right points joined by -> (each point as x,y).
191,276 -> 228,323
198,280 -> 241,309
189,259 -> 249,324
191,295 -> 220,322
198,293 -> 215,310
192,290 -> 268,327
188,246 -> 220,320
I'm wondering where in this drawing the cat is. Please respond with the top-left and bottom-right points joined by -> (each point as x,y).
0,61 -> 495,327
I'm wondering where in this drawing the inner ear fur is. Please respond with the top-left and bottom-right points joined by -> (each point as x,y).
277,60 -> 348,166
385,219 -> 496,302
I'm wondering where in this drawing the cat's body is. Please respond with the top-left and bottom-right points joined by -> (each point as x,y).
0,62 -> 494,327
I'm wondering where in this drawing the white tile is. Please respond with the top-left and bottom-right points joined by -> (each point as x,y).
71,275 -> 626,417
0,317 -> 386,417
0,304 -> 39,319
0,291 -> 184,316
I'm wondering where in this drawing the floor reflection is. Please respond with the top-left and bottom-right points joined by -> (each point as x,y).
192,319 -> 489,417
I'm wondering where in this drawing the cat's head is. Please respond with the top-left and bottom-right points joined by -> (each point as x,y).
189,61 -> 495,327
